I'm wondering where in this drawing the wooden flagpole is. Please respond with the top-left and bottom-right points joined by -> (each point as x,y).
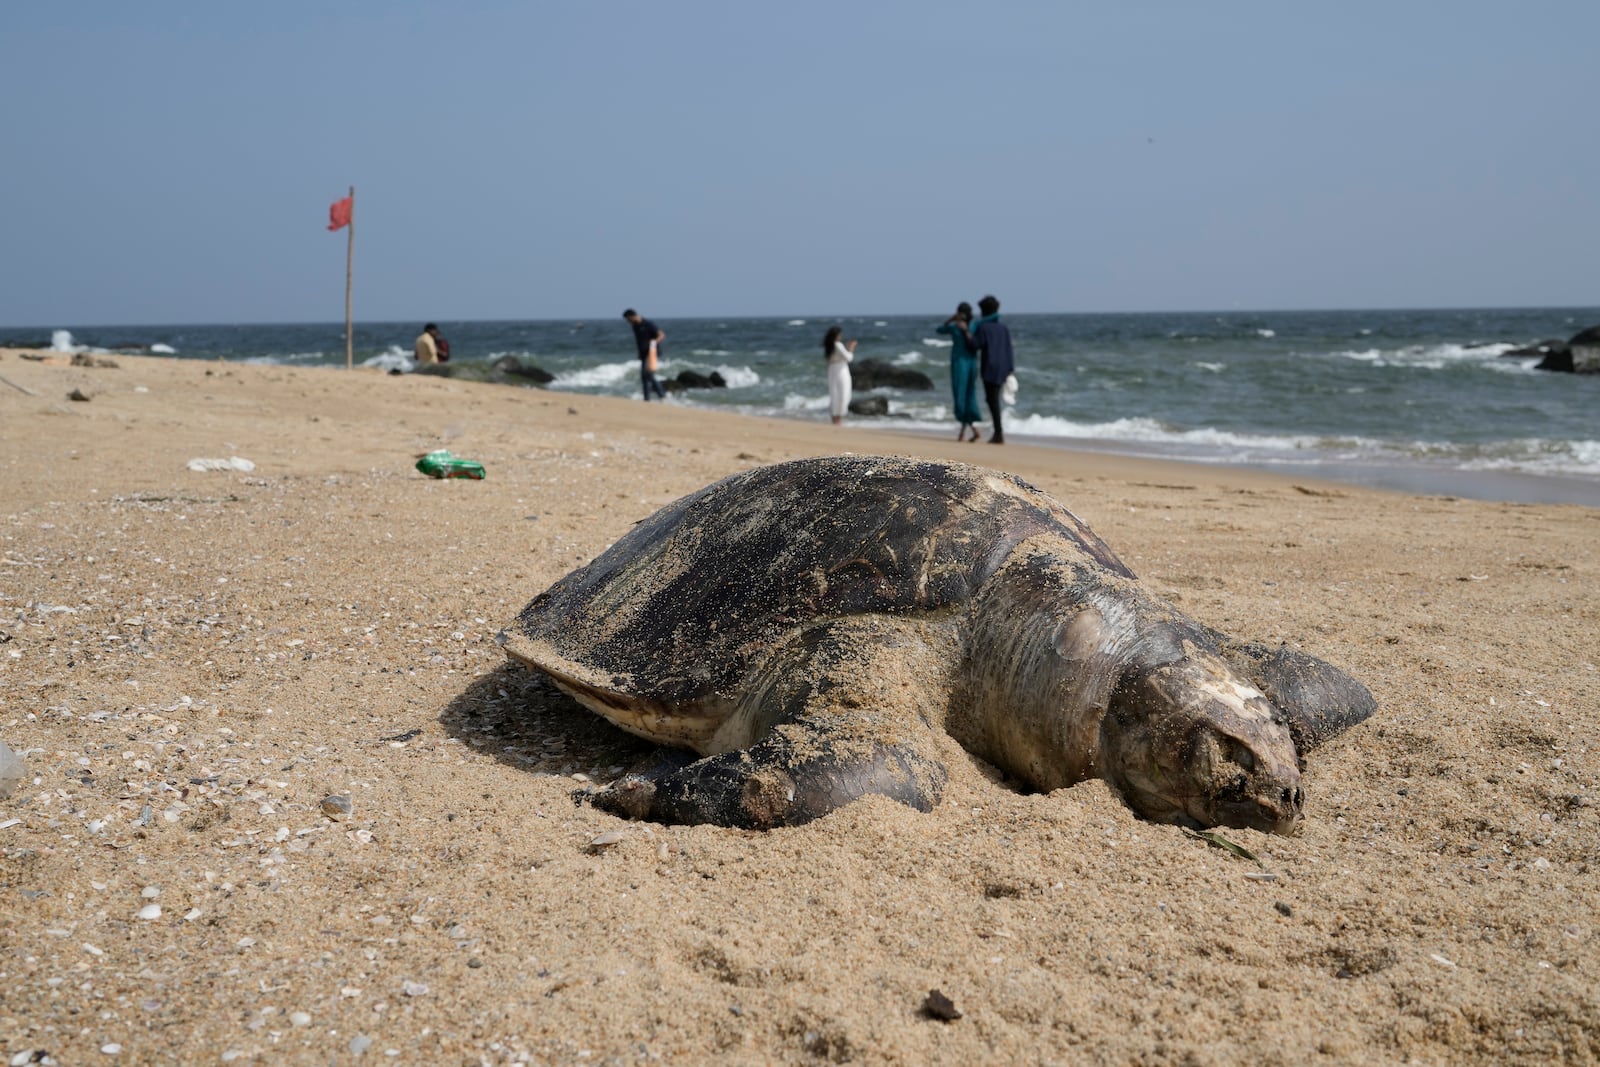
344,185 -> 355,370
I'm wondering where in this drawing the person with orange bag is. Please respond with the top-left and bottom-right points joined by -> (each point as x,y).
623,308 -> 666,401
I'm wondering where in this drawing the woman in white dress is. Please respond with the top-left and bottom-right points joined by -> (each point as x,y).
821,325 -> 856,425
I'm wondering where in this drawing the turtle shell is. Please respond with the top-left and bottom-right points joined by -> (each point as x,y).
505,455 -> 1132,713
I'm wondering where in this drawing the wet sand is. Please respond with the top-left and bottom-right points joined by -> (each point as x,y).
1,349 -> 1596,1065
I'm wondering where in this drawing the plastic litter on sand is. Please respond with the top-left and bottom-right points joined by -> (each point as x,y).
186,457 -> 256,472
415,449 -> 486,480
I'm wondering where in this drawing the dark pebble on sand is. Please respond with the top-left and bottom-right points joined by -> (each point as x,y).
922,989 -> 962,1022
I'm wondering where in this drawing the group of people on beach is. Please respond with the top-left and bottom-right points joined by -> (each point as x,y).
939,294 -> 1013,444
413,323 -> 450,364
624,300 -> 1013,442
821,294 -> 1014,443
414,302 -> 1014,442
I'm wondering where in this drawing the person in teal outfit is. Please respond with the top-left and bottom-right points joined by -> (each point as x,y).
938,302 -> 982,441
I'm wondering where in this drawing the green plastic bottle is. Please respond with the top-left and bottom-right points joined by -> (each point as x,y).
415,449 -> 486,480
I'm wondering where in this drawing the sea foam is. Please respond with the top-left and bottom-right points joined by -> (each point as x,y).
552,361 -> 636,389
360,346 -> 413,372
714,366 -> 761,389
50,330 -> 94,353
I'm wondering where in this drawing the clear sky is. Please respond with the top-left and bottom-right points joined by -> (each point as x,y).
3,3 -> 1596,326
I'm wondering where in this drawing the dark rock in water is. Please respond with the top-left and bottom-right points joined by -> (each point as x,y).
71,353 -> 120,369
1527,325 -> 1600,374
1535,347 -> 1576,373
847,395 -> 912,418
1569,325 -> 1600,374
413,357 -> 555,386
662,370 -> 728,393
1501,339 -> 1567,359
849,359 -> 934,391
490,355 -> 556,383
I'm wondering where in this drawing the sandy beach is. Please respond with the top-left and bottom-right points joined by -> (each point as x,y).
1,349 -> 1596,1065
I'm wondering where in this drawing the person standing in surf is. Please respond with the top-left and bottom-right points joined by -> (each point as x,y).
938,302 -> 981,441
821,325 -> 856,426
623,309 -> 667,401
971,294 -> 1014,444
414,323 -> 443,365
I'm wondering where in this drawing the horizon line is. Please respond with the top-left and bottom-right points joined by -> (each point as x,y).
7,302 -> 1600,333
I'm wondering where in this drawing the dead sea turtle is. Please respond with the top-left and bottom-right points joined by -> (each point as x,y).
503,455 -> 1375,833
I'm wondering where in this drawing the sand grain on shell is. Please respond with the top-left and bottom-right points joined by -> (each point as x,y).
0,349 -> 1596,1065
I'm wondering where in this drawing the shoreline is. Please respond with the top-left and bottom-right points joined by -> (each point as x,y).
3,348 -> 1598,1064
413,356 -> 1600,510
895,425 -> 1600,508
17,338 -> 1600,508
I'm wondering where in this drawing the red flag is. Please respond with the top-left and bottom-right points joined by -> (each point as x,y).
327,196 -> 352,232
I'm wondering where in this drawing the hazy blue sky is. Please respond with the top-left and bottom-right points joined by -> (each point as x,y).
3,3 -> 1596,326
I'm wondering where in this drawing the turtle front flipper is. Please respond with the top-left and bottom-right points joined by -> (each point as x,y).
1208,634 -> 1378,753
591,714 -> 947,829
588,618 -> 953,829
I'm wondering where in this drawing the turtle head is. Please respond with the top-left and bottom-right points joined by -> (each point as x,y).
1099,650 -> 1304,835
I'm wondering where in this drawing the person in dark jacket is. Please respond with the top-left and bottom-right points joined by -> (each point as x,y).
622,309 -> 666,401
970,294 -> 1014,444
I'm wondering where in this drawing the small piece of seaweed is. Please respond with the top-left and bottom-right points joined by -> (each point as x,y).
1182,827 -> 1262,865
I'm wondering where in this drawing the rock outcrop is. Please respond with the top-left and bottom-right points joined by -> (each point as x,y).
411,356 -> 555,385
848,359 -> 934,391
1514,325 -> 1600,373
662,370 -> 727,393
1564,325 -> 1600,374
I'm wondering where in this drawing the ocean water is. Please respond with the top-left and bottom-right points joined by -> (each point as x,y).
20,308 -> 1600,504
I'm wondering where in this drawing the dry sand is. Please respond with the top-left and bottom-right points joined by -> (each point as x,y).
0,349 -> 1595,1065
